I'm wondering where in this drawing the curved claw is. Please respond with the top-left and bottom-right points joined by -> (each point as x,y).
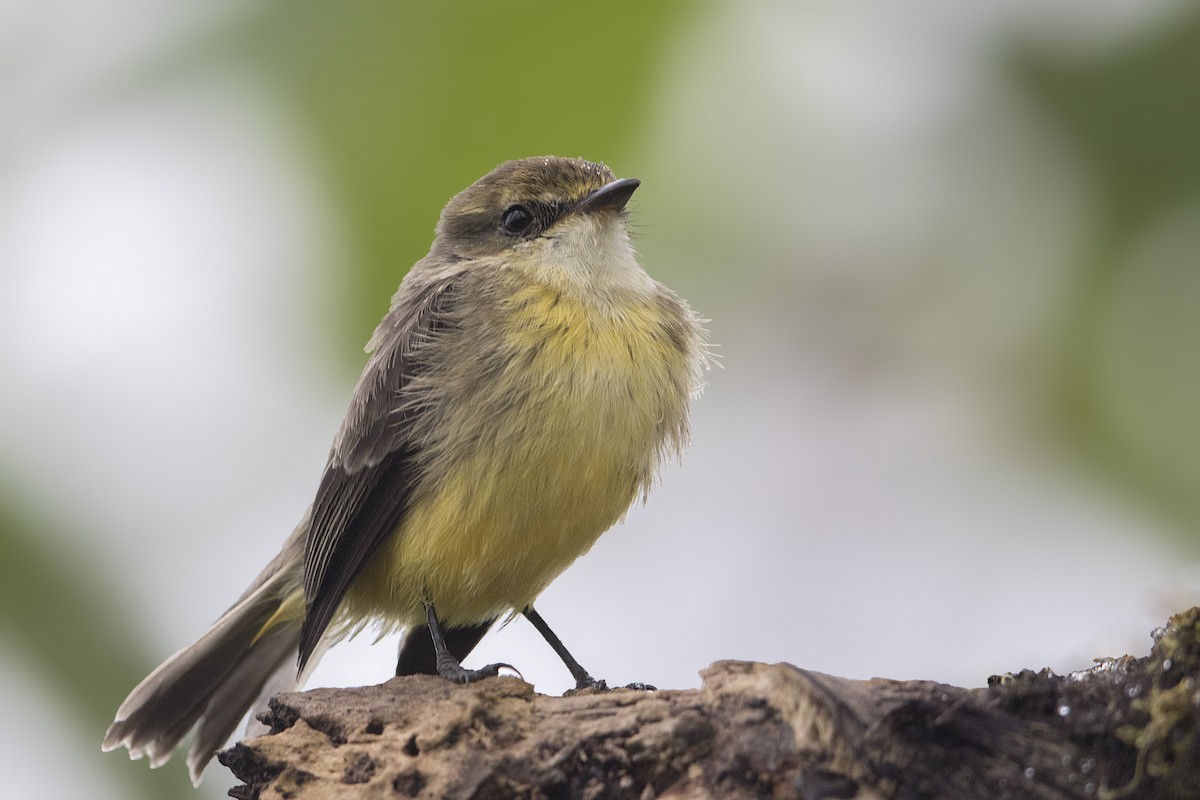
495,663 -> 524,681
436,655 -> 520,684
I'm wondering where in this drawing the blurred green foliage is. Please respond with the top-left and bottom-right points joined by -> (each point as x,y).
1021,11 -> 1200,240
1019,7 -> 1200,528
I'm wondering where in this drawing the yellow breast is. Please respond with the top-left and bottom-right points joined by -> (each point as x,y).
346,279 -> 692,628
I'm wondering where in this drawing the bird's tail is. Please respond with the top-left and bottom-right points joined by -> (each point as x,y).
103,519 -> 310,785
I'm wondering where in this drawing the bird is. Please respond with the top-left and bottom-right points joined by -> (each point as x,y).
103,155 -> 708,784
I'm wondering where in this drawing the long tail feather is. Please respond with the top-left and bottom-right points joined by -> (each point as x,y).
104,520 -> 308,785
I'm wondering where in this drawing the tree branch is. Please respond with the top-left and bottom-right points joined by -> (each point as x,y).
220,608 -> 1200,799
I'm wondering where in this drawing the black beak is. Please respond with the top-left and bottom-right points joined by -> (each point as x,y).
576,178 -> 640,214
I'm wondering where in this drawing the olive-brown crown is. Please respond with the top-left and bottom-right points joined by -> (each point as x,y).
432,157 -> 620,259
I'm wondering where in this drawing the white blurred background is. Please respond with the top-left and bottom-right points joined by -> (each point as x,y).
2,1 -> 1199,797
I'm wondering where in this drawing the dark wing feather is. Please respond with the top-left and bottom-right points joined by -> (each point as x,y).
298,274 -> 460,671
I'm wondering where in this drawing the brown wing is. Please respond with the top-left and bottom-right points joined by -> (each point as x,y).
298,273 -> 461,671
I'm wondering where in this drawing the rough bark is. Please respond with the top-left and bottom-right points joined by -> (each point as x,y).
220,608 -> 1200,800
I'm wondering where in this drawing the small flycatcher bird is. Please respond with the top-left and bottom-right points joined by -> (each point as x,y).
103,156 -> 707,784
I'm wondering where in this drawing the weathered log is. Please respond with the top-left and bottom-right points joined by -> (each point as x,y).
220,608 -> 1200,799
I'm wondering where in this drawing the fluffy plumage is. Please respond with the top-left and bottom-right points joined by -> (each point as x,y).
104,156 -> 707,784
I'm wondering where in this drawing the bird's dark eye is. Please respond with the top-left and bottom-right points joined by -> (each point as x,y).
501,205 -> 533,234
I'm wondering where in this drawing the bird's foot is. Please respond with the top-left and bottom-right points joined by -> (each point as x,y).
569,676 -> 657,693
436,654 -> 520,684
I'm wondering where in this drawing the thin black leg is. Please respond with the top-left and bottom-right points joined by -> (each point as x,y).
424,602 -> 513,683
396,618 -> 495,677
523,607 -> 655,692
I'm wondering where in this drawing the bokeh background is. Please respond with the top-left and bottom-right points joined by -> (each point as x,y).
3,1 -> 1200,796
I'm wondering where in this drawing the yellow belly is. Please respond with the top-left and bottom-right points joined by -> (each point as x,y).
344,281 -> 685,628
